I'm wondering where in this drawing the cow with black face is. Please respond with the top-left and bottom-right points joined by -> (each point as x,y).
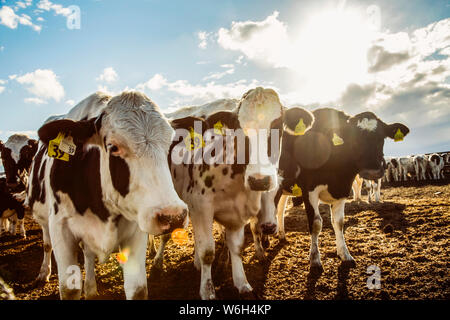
0,134 -> 38,191
28,91 -> 188,300
269,108 -> 409,272
164,88 -> 314,299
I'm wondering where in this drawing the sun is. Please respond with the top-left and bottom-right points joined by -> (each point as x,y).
287,6 -> 377,104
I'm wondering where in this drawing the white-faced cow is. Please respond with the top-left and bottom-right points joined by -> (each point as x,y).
28,91 -> 188,300
161,88 -> 314,299
263,108 -> 409,272
0,134 -> 38,191
398,156 -> 416,181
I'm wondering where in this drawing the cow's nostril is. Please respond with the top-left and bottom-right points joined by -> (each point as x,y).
156,208 -> 188,234
248,176 -> 271,191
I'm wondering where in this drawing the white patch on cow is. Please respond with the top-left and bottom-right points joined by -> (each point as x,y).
357,118 -> 378,132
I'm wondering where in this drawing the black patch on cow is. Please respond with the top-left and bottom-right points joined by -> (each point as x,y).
49,147 -> 111,222
109,155 -> 130,197
204,176 -> 213,188
54,203 -> 59,215
201,188 -> 205,195
0,178 -> 26,220
222,168 -> 228,175
29,146 -> 46,208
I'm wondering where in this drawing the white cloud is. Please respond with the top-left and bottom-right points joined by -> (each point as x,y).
96,67 -> 119,83
197,31 -> 211,49
0,5 -> 41,32
136,73 -> 168,91
37,0 -> 71,17
0,46 -> 4,51
202,64 -> 235,81
8,74 -> 17,80
37,17 -> 45,22
15,69 -> 65,102
137,74 -> 273,107
0,86 -> 5,94
15,0 -> 33,10
217,11 -> 289,68
24,97 -> 47,104
0,79 -> 6,85
65,99 -> 75,106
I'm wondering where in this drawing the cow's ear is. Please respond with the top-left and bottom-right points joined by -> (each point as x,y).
283,107 -> 314,136
170,116 -> 208,134
38,118 -> 97,145
385,123 -> 410,141
292,131 -> 331,169
206,111 -> 240,130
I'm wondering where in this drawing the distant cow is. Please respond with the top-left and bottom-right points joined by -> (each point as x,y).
161,88 -> 314,299
28,91 -> 188,300
398,156 -> 415,181
0,134 -> 38,190
0,178 -> 27,237
264,108 -> 409,272
427,153 -> 445,179
413,155 -> 428,181
385,157 -> 400,182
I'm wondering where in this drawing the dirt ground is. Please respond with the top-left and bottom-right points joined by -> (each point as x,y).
1,181 -> 449,300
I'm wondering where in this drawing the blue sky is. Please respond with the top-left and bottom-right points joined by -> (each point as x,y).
0,0 -> 449,157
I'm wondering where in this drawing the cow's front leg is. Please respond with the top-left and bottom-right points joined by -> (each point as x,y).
83,247 -> 98,299
304,191 -> 323,272
330,199 -> 355,267
190,207 -> 215,300
153,233 -> 170,270
8,214 -> 17,235
250,218 -> 265,260
49,216 -> 81,300
121,230 -> 148,300
226,226 -> 252,295
277,195 -> 289,241
35,222 -> 53,284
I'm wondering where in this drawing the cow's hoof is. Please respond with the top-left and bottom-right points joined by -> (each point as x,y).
341,259 -> 356,268
310,264 -> 324,275
239,290 -> 258,300
152,257 -> 164,271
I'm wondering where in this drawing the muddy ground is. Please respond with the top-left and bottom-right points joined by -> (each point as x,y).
1,181 -> 449,300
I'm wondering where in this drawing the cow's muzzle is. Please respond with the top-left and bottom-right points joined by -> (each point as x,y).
261,223 -> 277,235
247,175 -> 271,191
156,208 -> 188,234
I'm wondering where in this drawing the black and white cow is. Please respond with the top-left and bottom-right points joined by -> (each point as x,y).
385,157 -> 400,182
264,108 -> 409,272
162,88 -> 314,299
0,134 -> 38,190
427,153 -> 445,179
0,178 -> 27,237
413,155 -> 428,181
28,91 -> 188,300
398,156 -> 415,181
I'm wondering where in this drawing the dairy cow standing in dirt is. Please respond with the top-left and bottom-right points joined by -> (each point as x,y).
0,178 -> 27,237
427,153 -> 445,179
163,88 -> 313,299
28,91 -> 188,300
257,108 -> 409,272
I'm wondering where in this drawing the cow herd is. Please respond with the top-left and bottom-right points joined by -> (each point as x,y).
0,87 -> 420,300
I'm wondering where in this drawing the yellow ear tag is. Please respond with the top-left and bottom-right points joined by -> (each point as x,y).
58,135 -> 77,155
394,128 -> 404,142
184,127 -> 204,150
214,121 -> 224,135
294,118 -> 306,135
291,184 -> 302,197
48,132 -> 70,161
332,133 -> 344,146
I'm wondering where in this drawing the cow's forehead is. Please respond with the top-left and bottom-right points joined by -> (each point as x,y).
103,95 -> 174,157
237,88 -> 283,130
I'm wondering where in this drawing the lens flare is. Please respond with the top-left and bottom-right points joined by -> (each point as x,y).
171,228 -> 188,245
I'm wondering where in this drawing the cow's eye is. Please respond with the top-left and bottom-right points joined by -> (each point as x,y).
107,144 -> 120,156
